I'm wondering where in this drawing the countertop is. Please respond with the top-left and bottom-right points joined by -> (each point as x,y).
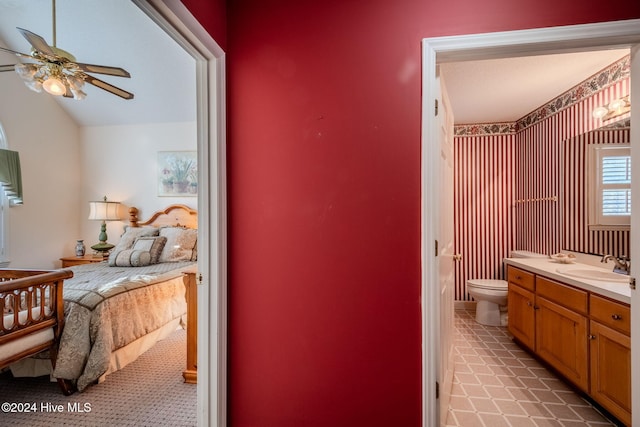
503,257 -> 632,304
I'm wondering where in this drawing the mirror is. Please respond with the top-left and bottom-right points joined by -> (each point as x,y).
560,119 -> 630,257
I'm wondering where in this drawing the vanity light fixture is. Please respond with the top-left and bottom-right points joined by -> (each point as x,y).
592,95 -> 631,120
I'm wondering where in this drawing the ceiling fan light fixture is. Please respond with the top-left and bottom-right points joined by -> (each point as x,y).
0,0 -> 133,101
14,63 -> 38,80
24,79 -> 43,93
71,88 -> 87,100
66,74 -> 84,90
42,75 -> 66,96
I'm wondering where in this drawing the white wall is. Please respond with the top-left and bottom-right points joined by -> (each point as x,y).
0,74 -> 196,267
0,74 -> 82,269
80,122 -> 197,249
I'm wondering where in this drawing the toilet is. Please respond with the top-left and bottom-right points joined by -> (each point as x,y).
467,250 -> 548,326
467,279 -> 509,326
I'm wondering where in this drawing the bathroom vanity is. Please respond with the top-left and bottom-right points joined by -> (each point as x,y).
504,257 -> 631,426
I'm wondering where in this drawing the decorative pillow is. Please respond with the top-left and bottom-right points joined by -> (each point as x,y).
112,226 -> 159,253
132,236 -> 167,264
108,249 -> 152,267
158,227 -> 197,263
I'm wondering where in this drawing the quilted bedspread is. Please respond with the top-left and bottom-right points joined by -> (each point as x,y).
52,261 -> 194,391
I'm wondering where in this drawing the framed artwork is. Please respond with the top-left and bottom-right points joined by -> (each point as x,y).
158,151 -> 197,196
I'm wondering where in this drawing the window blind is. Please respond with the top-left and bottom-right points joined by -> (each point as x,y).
601,155 -> 630,216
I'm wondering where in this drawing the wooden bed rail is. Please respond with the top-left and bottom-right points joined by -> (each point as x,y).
0,268 -> 75,395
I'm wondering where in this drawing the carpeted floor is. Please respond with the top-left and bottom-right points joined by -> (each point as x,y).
0,329 -> 196,426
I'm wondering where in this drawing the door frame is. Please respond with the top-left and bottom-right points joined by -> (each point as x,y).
133,1 -> 227,426
422,19 -> 640,427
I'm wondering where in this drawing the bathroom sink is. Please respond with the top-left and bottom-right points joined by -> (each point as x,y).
556,267 -> 629,283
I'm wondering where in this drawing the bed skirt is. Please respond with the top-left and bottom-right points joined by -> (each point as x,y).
9,317 -> 185,382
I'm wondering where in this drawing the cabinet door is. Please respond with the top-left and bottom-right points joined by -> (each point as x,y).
507,283 -> 535,350
590,320 -> 631,426
535,296 -> 589,392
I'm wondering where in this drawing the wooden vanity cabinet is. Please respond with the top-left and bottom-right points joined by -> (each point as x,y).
506,264 -> 631,426
589,295 -> 631,426
535,277 -> 589,392
507,266 -> 536,349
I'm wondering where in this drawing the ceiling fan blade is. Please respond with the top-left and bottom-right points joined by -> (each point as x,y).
0,64 -> 16,72
0,45 -> 32,58
82,73 -> 134,100
17,27 -> 55,56
75,63 -> 130,78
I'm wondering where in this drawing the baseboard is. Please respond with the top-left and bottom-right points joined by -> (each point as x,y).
454,301 -> 476,311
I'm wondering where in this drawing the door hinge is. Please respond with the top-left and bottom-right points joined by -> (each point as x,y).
631,277 -> 636,290
436,381 -> 440,399
435,240 -> 439,257
435,99 -> 439,116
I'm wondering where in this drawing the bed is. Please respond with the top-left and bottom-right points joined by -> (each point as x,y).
2,204 -> 198,393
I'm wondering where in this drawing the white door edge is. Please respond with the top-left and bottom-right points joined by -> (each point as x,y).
133,2 -> 227,426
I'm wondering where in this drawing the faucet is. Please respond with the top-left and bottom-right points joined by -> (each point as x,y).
601,254 -> 631,275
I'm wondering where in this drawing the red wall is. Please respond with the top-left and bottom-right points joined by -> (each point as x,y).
181,0 -> 226,50
183,0 -> 640,426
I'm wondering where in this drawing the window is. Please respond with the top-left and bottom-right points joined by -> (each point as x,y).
589,144 -> 631,229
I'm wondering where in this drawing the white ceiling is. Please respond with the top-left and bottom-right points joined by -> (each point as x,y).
0,1 -> 630,128
441,48 -> 630,124
0,0 -> 195,127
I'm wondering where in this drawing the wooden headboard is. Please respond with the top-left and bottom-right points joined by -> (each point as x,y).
128,204 -> 198,229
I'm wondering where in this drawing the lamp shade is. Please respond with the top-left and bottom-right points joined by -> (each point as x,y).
88,200 -> 121,221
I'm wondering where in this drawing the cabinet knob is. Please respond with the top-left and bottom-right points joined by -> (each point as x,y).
588,334 -> 597,340
611,314 -> 622,321
516,275 -> 522,280
527,301 -> 532,307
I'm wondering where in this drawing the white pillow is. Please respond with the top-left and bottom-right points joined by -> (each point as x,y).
158,227 -> 197,263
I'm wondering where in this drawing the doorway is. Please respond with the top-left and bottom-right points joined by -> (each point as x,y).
421,20 -> 640,427
133,1 -> 227,426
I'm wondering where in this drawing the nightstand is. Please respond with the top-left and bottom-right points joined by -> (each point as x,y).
60,255 -> 105,268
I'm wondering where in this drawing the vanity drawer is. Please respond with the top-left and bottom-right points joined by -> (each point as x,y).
507,266 -> 535,291
590,294 -> 630,335
536,276 -> 588,314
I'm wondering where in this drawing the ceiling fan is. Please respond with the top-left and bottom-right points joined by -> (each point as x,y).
0,0 -> 133,100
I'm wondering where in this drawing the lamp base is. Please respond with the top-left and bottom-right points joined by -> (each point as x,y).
91,242 -> 115,252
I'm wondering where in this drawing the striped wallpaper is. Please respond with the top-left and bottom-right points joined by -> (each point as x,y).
454,133 -> 515,300
452,56 -> 630,301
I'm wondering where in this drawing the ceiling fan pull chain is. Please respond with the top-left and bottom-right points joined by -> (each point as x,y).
52,0 -> 56,48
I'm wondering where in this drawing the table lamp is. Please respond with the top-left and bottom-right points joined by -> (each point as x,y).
88,196 -> 122,256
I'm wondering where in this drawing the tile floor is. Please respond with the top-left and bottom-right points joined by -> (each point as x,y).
445,309 -> 619,427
